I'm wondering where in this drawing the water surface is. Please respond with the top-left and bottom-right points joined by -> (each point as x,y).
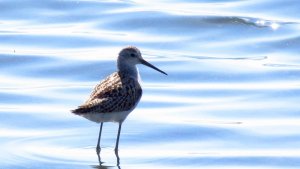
0,0 -> 300,169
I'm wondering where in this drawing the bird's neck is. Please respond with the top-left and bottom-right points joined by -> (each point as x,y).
117,62 -> 139,79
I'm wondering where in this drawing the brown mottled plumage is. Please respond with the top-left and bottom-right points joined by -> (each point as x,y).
72,72 -> 142,115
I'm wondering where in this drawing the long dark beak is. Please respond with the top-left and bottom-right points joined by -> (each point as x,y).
140,59 -> 168,75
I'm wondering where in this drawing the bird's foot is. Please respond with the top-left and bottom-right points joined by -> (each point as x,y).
96,152 -> 104,166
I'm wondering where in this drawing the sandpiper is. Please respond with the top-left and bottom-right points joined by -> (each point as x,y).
72,46 -> 167,155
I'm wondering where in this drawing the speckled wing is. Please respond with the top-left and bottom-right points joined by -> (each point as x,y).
72,72 -> 142,114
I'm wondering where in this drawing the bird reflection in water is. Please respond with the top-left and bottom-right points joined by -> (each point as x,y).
91,152 -> 121,169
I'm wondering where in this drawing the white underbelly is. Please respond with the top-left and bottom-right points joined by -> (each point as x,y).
80,110 -> 132,123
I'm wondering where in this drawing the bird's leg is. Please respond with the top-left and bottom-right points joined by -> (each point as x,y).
96,122 -> 103,154
115,122 -> 122,151
115,149 -> 120,166
115,122 -> 122,165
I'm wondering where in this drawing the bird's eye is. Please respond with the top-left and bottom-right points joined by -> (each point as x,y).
130,53 -> 135,57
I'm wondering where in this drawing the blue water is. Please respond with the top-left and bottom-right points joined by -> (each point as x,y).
1,0 -> 300,168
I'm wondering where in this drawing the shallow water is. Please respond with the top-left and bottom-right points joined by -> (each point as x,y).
1,0 -> 300,168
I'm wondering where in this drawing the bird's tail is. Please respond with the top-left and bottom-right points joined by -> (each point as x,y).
71,107 -> 87,115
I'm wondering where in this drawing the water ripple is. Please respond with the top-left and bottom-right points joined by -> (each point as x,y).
1,0 -> 300,168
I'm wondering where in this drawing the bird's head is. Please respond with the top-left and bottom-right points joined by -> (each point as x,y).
118,46 -> 167,75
